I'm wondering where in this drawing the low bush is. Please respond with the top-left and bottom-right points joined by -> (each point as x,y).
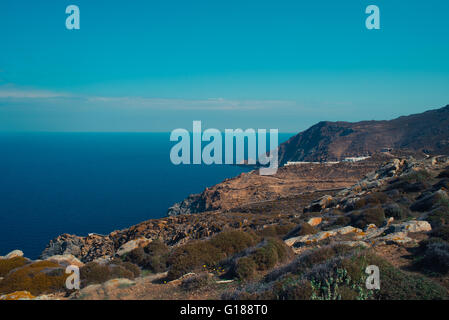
437,168 -> 449,179
410,190 -> 449,212
0,256 -> 28,277
353,193 -> 389,210
402,169 -> 432,183
433,179 -> 449,190
283,223 -> 317,239
0,261 -> 67,295
123,239 -> 170,273
230,238 -> 293,281
414,240 -> 449,274
388,180 -> 429,193
256,224 -> 296,238
233,257 -> 257,280
209,230 -> 259,256
181,273 -> 214,291
383,203 -> 411,220
425,206 -> 449,229
80,260 -> 139,287
350,206 -> 385,228
265,244 -> 354,282
167,230 -> 259,281
430,225 -> 449,242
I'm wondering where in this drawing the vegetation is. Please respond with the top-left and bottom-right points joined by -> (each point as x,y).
181,273 -> 214,292
166,230 -> 259,280
80,260 -> 140,287
0,256 -> 28,277
350,206 -> 385,228
283,223 -> 317,239
0,260 -> 67,296
123,239 -> 170,273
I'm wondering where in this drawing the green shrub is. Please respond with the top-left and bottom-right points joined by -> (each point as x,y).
353,193 -> 389,210
272,277 -> 313,300
0,256 -> 28,277
383,203 -> 410,220
284,223 -> 317,239
430,225 -> 449,241
0,261 -> 67,295
234,257 -> 257,280
80,260 -> 138,286
256,224 -> 296,238
402,169 -> 432,183
265,244 -> 354,282
410,190 -> 449,212
425,206 -> 449,228
350,206 -> 385,228
181,273 -> 214,291
414,240 -> 449,274
167,230 -> 260,281
437,168 -> 449,179
123,239 -> 170,273
209,230 -> 259,256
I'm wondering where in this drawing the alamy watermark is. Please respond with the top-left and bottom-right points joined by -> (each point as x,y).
169,121 -> 279,175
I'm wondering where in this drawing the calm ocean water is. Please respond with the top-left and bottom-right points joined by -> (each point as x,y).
0,132 -> 292,259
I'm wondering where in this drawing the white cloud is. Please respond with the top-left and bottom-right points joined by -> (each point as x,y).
0,87 -> 68,99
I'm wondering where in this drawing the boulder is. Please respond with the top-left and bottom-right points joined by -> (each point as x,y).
304,195 -> 333,213
45,254 -> 84,267
116,237 -> 152,256
0,291 -> 35,300
285,226 -> 363,247
388,220 -> 432,233
307,217 -> 322,227
0,250 -> 24,260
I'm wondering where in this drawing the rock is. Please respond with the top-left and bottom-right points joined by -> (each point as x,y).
304,195 -> 333,213
339,241 -> 370,248
0,249 -> 24,260
307,217 -> 323,227
377,232 -> 413,245
116,237 -> 152,256
0,291 -> 35,300
285,226 -> 363,247
41,233 -> 116,263
388,220 -> 432,233
45,254 -> 84,267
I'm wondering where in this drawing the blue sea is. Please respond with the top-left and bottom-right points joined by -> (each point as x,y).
0,132 -> 292,259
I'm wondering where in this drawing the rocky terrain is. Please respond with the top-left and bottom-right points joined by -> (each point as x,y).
278,105 -> 449,164
166,153 -> 392,216
1,154 -> 448,300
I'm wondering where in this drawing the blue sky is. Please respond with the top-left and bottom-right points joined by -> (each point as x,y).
0,0 -> 448,132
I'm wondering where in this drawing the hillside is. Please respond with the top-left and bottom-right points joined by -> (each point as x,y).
278,105 -> 449,164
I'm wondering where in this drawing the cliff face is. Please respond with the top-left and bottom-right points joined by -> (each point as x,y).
278,105 -> 449,164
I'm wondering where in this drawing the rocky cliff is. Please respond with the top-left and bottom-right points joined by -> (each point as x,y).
278,105 -> 449,164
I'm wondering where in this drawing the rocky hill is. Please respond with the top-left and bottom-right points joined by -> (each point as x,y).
278,105 -> 449,164
2,155 -> 448,300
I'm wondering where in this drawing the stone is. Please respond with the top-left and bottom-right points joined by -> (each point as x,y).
0,249 -> 24,260
0,291 -> 35,300
46,254 -> 84,267
116,237 -> 152,256
377,232 -> 413,245
284,226 -> 363,247
388,220 -> 432,233
305,195 -> 333,213
307,217 -> 323,227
